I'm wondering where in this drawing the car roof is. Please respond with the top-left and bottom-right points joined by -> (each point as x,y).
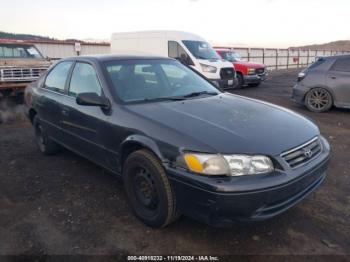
319,54 -> 350,60
60,54 -> 174,63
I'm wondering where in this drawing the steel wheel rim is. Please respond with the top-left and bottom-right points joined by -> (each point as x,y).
133,168 -> 158,210
308,89 -> 330,110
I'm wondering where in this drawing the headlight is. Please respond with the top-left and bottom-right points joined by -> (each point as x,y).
200,63 -> 217,73
297,72 -> 306,82
183,153 -> 274,176
224,155 -> 274,176
247,68 -> 256,75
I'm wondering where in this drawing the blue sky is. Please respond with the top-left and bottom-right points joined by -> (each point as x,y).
1,0 -> 349,47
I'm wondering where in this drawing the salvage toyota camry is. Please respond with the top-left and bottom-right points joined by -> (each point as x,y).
24,55 -> 330,228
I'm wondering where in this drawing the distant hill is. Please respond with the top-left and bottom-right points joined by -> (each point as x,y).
0,31 -> 106,44
0,31 -> 55,41
292,40 -> 350,51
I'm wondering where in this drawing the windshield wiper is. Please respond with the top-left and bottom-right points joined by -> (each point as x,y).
141,96 -> 186,102
183,91 -> 219,98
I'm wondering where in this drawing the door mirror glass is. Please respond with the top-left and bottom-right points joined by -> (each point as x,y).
76,92 -> 110,109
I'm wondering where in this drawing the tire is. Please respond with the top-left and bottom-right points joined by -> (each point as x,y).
123,149 -> 179,228
305,88 -> 333,113
236,74 -> 244,89
33,117 -> 60,155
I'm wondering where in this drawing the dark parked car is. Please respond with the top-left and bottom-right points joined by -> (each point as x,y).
292,55 -> 350,112
25,55 -> 330,228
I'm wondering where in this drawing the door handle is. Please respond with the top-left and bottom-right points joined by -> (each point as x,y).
330,76 -> 337,79
62,108 -> 69,116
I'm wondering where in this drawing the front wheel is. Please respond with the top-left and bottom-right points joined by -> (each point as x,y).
123,149 -> 179,228
305,88 -> 333,113
236,74 -> 244,89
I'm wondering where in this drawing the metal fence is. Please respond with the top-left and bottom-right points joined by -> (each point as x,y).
215,47 -> 350,70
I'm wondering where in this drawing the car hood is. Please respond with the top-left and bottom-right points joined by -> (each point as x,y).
126,93 -> 319,156
197,58 -> 234,68
234,61 -> 265,68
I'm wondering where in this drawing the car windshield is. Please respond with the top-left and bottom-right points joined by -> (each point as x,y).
104,59 -> 220,103
0,44 -> 43,59
182,41 -> 221,60
307,57 -> 326,70
220,51 -> 242,62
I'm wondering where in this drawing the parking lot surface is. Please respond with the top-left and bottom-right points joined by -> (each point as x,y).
0,69 -> 349,256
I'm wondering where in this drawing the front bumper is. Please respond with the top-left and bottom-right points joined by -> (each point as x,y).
210,78 -> 238,89
243,73 -> 268,84
167,140 -> 330,227
292,82 -> 309,104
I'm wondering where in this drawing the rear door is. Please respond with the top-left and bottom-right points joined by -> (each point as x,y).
326,57 -> 350,107
36,61 -> 73,142
60,61 -> 111,167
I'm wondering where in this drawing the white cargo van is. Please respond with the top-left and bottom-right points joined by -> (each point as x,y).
111,31 -> 237,89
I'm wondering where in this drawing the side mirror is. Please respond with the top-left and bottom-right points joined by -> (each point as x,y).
76,92 -> 110,109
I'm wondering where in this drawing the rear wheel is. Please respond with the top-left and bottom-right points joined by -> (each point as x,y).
123,149 -> 179,228
305,88 -> 333,113
33,117 -> 60,155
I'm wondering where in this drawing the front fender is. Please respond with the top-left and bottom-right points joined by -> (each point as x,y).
119,134 -> 165,163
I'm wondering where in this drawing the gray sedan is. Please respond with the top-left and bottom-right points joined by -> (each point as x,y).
292,55 -> 350,112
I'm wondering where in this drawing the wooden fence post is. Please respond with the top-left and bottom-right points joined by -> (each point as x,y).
275,49 -> 278,70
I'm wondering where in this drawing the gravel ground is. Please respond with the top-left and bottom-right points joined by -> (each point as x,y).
0,69 -> 349,258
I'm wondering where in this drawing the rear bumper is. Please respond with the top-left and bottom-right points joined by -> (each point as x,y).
167,145 -> 330,227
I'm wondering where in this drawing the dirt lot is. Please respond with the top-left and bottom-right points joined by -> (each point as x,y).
0,69 -> 349,257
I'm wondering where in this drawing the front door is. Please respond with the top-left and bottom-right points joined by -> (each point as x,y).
326,57 -> 350,108
60,61 -> 110,167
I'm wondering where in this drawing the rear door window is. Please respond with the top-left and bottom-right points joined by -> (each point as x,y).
44,61 -> 73,93
331,57 -> 350,72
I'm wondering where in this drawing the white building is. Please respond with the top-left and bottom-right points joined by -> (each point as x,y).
30,40 -> 111,59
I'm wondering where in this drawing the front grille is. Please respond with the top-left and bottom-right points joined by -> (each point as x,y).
255,68 -> 265,75
220,67 -> 235,79
0,66 -> 48,82
281,137 -> 322,168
